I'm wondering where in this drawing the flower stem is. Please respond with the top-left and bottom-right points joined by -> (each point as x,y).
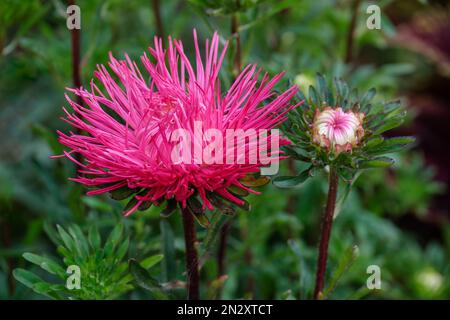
151,0 -> 164,40
68,0 -> 83,170
314,167 -> 339,299
231,3 -> 241,77
181,207 -> 199,300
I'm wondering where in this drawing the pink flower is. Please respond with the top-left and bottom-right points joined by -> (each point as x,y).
55,31 -> 299,215
312,107 -> 364,154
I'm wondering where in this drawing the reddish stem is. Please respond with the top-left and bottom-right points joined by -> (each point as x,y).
151,0 -> 164,40
68,0 -> 83,169
231,13 -> 241,77
313,167 -> 339,299
181,207 -> 199,300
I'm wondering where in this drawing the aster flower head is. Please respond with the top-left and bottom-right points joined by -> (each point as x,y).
55,31 -> 299,221
274,73 -> 415,187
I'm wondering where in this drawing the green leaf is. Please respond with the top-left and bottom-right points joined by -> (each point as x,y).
227,185 -> 249,197
68,224 -> 89,259
160,199 -> 177,217
138,201 -> 152,211
316,73 -> 332,105
122,197 -> 139,214
140,254 -> 164,269
239,175 -> 270,187
56,225 -> 76,253
309,85 -> 320,106
383,100 -> 401,113
367,136 -> 415,155
209,194 -> 236,216
115,237 -> 130,261
358,157 -> 395,169
283,145 -> 310,162
13,268 -> 62,299
22,253 -> 65,278
187,197 -> 210,227
321,245 -> 359,299
295,88 -> 309,108
106,223 -> 124,250
129,259 -> 169,300
88,226 -> 101,251
32,283 -> 63,300
13,268 -> 44,289
360,88 -> 376,108
43,222 -> 60,247
334,77 -> 349,106
273,167 -> 311,188
364,136 -> 384,149
372,115 -> 405,135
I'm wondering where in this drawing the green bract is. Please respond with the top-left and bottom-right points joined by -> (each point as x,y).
274,73 -> 415,188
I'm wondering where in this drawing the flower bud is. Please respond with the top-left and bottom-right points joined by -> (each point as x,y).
312,107 -> 364,154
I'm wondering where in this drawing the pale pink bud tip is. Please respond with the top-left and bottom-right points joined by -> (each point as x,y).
312,107 -> 364,154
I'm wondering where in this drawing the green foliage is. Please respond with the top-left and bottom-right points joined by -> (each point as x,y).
1,0 -> 448,301
277,73 -> 415,186
13,223 -> 164,299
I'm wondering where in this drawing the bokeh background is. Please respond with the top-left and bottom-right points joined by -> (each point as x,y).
0,0 -> 449,299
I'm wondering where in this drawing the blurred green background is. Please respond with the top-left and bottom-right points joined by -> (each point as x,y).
1,0 -> 449,299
